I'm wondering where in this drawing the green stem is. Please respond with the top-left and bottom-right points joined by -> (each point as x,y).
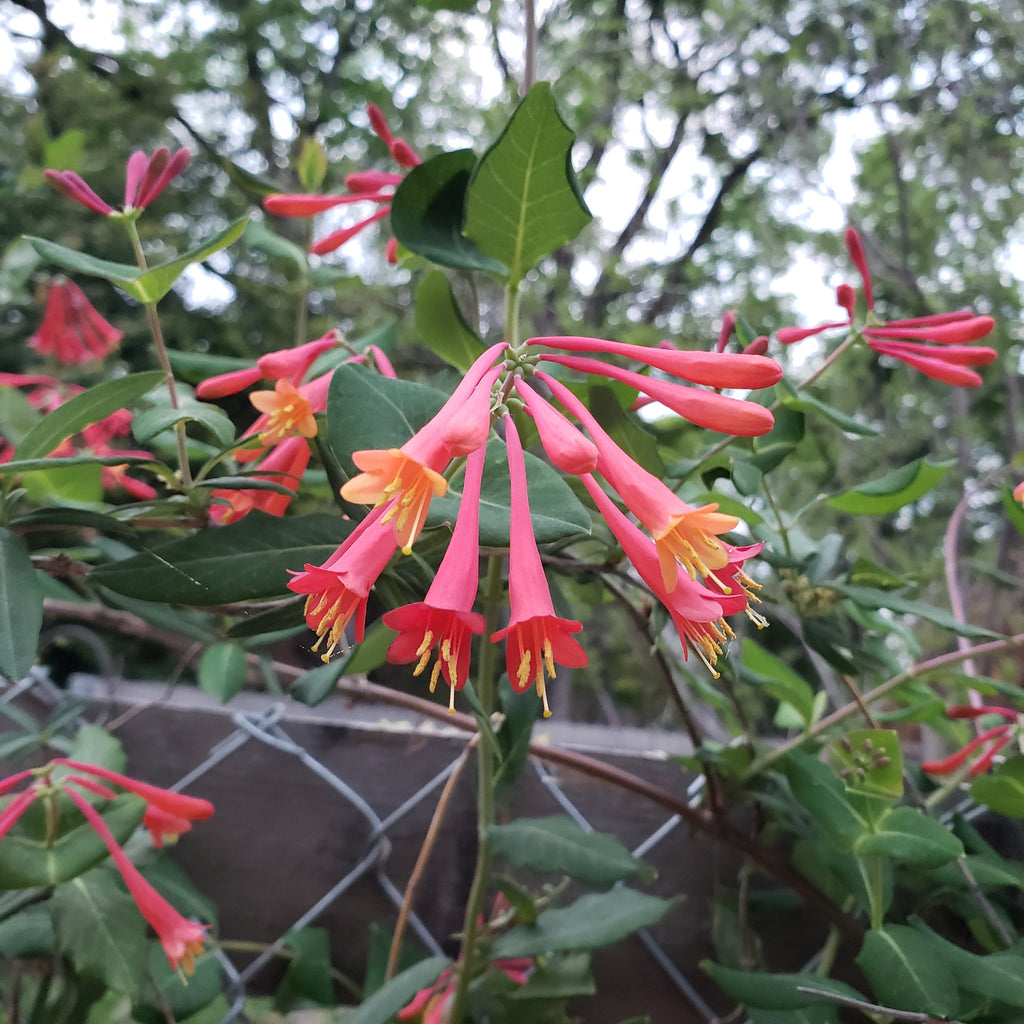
447,554 -> 504,1023
504,283 -> 523,355
124,221 -> 192,487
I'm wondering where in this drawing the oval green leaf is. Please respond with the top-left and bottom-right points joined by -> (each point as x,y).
827,458 -> 951,515
0,528 -> 43,680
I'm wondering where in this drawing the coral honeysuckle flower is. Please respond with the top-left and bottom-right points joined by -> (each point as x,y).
210,435 -> 312,524
44,147 -> 190,217
55,759 -> 215,825
29,278 -> 123,364
248,379 -> 318,446
921,705 -> 1020,777
288,504 -> 400,660
538,372 -> 739,592
341,343 -> 506,554
777,227 -> 997,387
264,104 -> 419,261
580,474 -> 749,676
64,787 -> 207,973
383,445 -> 488,708
1012,480 -> 1023,506
539,352 -> 775,436
490,417 -> 587,717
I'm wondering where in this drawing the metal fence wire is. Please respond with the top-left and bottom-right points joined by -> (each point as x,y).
3,665 -> 720,1024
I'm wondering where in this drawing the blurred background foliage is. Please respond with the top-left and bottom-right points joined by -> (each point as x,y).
1,0 -> 1022,720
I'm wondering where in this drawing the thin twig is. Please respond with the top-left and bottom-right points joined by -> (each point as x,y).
386,736 -> 476,980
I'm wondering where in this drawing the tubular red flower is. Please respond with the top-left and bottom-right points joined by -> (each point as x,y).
64,787 -> 207,973
514,379 -> 598,475
210,435 -> 311,524
865,340 -> 993,387
0,788 -> 38,842
921,724 -> 1013,776
383,446 -> 488,706
540,352 -> 775,436
716,312 -> 737,353
1013,481 -> 1024,506
29,279 -> 123,364
264,192 -> 391,216
56,760 -> 214,823
539,372 -> 738,592
341,343 -> 506,553
346,171 -> 404,193
490,417 -> 587,716
439,363 -> 503,456
776,321 -> 850,345
45,149 -> 189,216
288,505 -> 399,658
42,170 -> 116,216
864,315 -> 995,345
528,335 -> 782,390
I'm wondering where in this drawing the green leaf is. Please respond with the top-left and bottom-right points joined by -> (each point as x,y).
0,381 -> 42,445
326,363 -> 447,475
414,270 -> 484,372
741,638 -> 817,727
0,794 -> 145,888
166,347 -> 255,384
971,756 -> 1024,817
847,557 -> 907,590
489,889 -> 677,958
132,947 -> 222,1024
26,236 -> 142,290
464,82 -> 591,284
701,961 -> 866,1011
1003,484 -> 1024,538
129,216 -> 250,304
782,392 -> 879,437
391,149 -> 505,272
276,928 -> 335,1009
853,806 -> 963,867
90,512 -> 354,605
343,956 -> 450,1024
782,750 -> 869,849
197,642 -> 249,703
427,440 -> 591,545
297,138 -> 329,192
0,528 -> 43,680
827,458 -> 951,515
832,584 -> 1003,639
290,656 -> 351,706
511,952 -> 595,1000
52,868 -> 149,1001
487,816 -> 650,888
855,925 -> 959,1018
133,389 -> 236,447
731,457 -> 762,496
0,906 -> 54,958
14,371 -> 165,460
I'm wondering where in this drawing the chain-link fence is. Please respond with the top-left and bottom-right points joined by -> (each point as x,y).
4,664 -> 761,1023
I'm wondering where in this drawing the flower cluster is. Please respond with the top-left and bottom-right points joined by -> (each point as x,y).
288,334 -> 781,714
28,278 -> 123,365
264,104 -> 420,262
0,373 -> 156,499
196,331 -> 398,523
778,227 -> 997,387
921,704 -> 1021,777
0,760 -> 213,973
44,147 -> 191,219
398,957 -> 532,1024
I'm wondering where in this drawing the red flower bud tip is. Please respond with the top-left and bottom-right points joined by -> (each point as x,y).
264,193 -> 366,216
1014,481 -> 1024,506
835,283 -> 857,321
946,704 -> 1019,721
0,788 -> 38,842
385,236 -> 399,264
366,344 -> 397,378
844,227 -> 873,309
390,139 -> 421,168
310,208 -> 391,256
776,322 -> 849,345
196,366 -> 263,399
716,311 -> 736,352
742,335 -> 769,356
367,103 -> 395,146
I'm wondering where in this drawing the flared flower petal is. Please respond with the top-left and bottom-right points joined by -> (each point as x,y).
340,343 -> 506,552
288,506 -> 399,658
249,379 -> 318,445
42,170 -> 116,216
844,227 -> 873,309
490,417 -> 587,716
